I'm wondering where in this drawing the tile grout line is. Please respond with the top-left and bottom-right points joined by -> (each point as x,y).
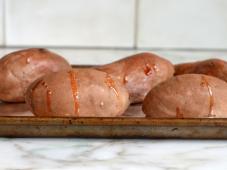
1,45 -> 227,52
133,0 -> 139,49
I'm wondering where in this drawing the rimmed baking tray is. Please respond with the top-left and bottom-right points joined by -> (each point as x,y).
0,103 -> 227,139
1,65 -> 227,139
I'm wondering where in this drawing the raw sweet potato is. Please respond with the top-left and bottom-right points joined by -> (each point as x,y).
142,74 -> 227,118
0,48 -> 71,102
25,69 -> 130,117
97,52 -> 174,103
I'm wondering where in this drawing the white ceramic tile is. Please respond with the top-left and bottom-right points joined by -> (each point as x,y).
138,0 -> 227,49
0,0 -> 3,45
5,0 -> 135,47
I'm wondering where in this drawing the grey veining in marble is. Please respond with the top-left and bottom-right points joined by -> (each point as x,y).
1,138 -> 227,170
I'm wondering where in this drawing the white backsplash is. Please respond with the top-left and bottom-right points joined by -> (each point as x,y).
5,0 -> 135,47
0,0 -> 3,45
0,0 -> 227,49
138,0 -> 227,49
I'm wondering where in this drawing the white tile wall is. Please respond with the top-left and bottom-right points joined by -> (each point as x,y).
0,0 -> 3,45
138,0 -> 227,49
5,0 -> 135,47
1,0 -> 227,49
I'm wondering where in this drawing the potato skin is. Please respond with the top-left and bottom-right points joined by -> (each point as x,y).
0,48 -> 71,102
97,52 -> 174,103
25,69 -> 130,117
175,59 -> 227,82
142,74 -> 227,118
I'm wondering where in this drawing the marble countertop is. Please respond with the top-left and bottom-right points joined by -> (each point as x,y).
2,138 -> 227,170
1,48 -> 227,170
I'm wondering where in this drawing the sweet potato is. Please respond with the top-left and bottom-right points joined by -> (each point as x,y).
97,52 -> 174,103
25,69 -> 130,117
0,48 -> 71,102
142,74 -> 227,118
175,59 -> 227,82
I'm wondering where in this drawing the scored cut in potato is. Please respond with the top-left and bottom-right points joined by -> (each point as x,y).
0,48 -> 71,102
142,74 -> 227,118
97,52 -> 174,104
25,69 -> 130,117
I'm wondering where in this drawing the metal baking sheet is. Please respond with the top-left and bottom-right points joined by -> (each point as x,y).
0,65 -> 226,139
0,103 -> 227,139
